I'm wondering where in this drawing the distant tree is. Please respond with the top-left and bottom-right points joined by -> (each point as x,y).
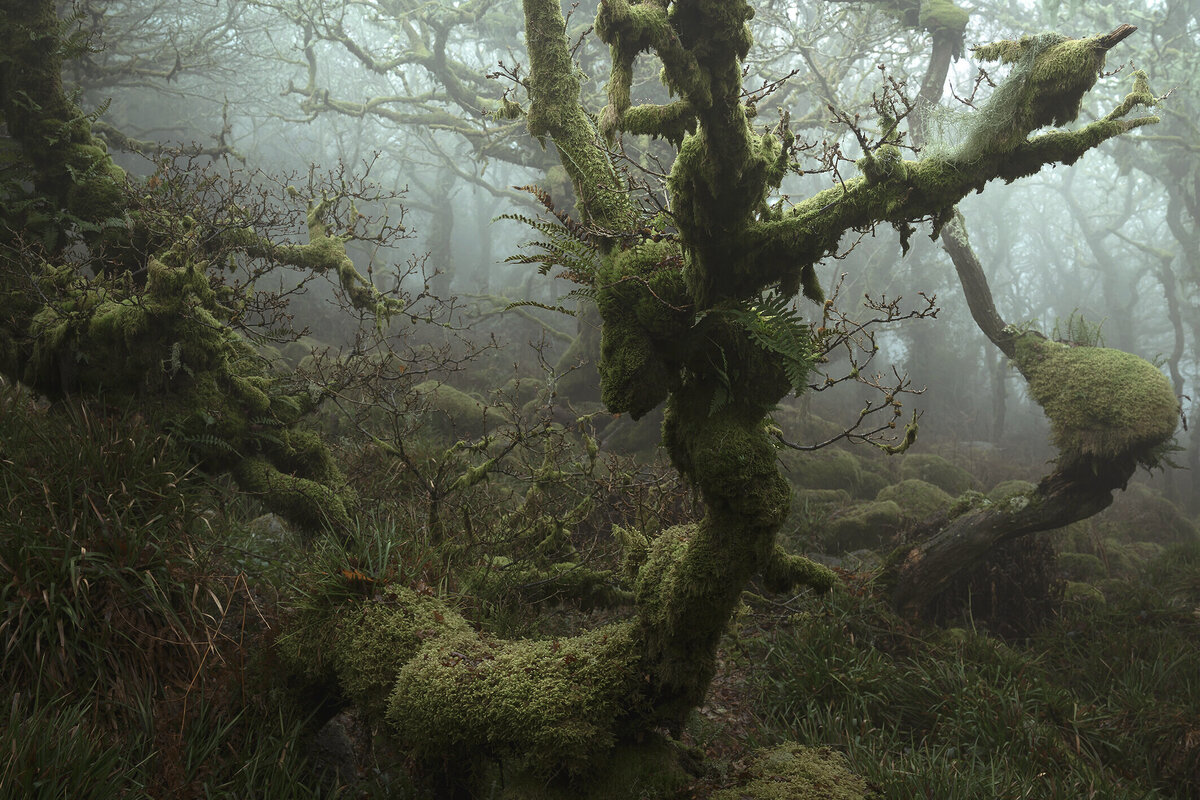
0,0 -> 406,536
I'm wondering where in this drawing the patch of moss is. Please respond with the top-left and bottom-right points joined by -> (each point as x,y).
711,743 -> 876,800
876,478 -> 953,520
387,620 -> 645,777
1063,580 -> 1106,606
1098,483 -> 1198,547
824,500 -> 903,552
1059,552 -> 1105,581
782,448 -> 864,496
898,453 -> 976,495
1011,335 -> 1179,468
416,380 -> 490,437
987,479 -> 1036,502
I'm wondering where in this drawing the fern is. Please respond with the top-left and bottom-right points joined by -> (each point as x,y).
712,292 -> 817,395
496,185 -> 601,284
1052,309 -> 1105,347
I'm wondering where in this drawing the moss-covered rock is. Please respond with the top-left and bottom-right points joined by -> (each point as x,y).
824,500 -> 903,552
711,743 -> 876,800
987,479 -> 1036,503
416,380 -> 491,438
783,448 -> 865,496
898,453 -> 976,495
1011,335 -> 1179,469
388,620 -> 644,778
876,479 -> 953,520
1098,482 -> 1198,547
1058,551 -> 1105,581
1063,580 -> 1106,606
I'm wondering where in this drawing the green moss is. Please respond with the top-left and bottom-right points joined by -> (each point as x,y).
1063,580 -> 1106,606
760,546 -> 837,594
968,33 -> 1107,153
387,620 -> 645,777
947,489 -> 989,518
1011,335 -> 1179,468
876,478 -> 953,520
594,240 -> 691,419
1059,552 -> 1105,581
417,380 -> 490,437
233,455 -> 352,534
781,448 -> 864,496
918,0 -> 968,36
711,743 -> 875,800
987,479 -> 1036,502
332,587 -> 476,711
1098,483 -> 1199,547
824,500 -> 903,552
898,453 -> 976,495
598,322 -> 671,418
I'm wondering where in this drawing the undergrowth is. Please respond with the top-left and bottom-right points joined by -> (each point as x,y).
0,384 -> 350,798
745,548 -> 1200,799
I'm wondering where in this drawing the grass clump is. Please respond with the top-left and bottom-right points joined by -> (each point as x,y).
0,384 -> 357,798
747,548 -> 1200,799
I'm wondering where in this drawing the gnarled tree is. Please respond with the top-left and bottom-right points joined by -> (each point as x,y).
1,0 -> 1177,795
283,1 -> 1167,796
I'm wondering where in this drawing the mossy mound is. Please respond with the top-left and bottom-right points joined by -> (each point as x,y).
897,453 -> 976,495
1012,336 -> 1179,468
824,500 -> 903,552
1058,551 -> 1105,581
783,448 -> 871,498
987,479 -> 1036,502
283,585 -> 647,783
1098,483 -> 1198,547
712,743 -> 876,800
770,404 -> 847,444
416,380 -> 491,437
876,479 -> 953,521
1063,580 -> 1106,606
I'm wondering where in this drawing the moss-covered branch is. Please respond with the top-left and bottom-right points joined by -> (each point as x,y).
0,0 -> 357,537
523,0 -> 636,235
742,59 -> 1157,299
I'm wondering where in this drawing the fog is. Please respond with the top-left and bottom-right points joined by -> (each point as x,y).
75,0 -> 1197,500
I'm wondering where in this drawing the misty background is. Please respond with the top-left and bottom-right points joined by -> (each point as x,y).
72,0 -> 1197,507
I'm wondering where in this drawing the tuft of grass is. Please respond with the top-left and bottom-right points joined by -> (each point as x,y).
0,387 -> 364,797
1,692 -> 132,800
746,553 -> 1200,799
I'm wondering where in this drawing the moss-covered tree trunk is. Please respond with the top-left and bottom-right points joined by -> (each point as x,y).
881,22 -> 1180,617
0,0 -> 400,537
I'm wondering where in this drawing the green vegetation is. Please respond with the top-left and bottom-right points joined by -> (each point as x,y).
1,0 -> 1191,796
748,543 -> 1200,799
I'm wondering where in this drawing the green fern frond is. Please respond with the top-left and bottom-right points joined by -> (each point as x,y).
496,190 -> 602,284
711,292 -> 817,395
504,300 -> 576,316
